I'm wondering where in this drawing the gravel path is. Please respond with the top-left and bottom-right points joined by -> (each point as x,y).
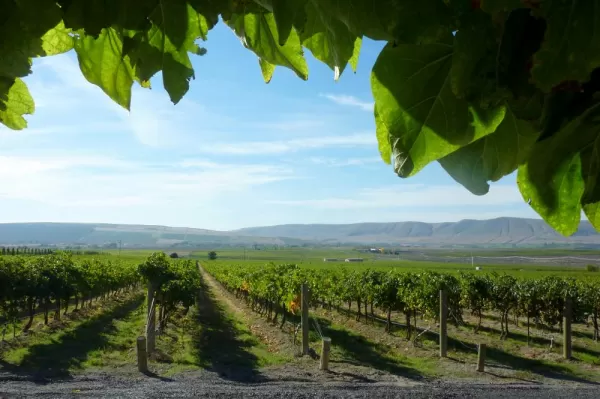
0,372 -> 598,398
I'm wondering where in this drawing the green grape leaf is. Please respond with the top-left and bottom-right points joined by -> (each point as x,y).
375,107 -> 392,164
582,136 -> 600,230
300,1 -> 360,80
226,12 -> 308,80
0,0 -> 63,78
61,0 -> 119,37
371,40 -> 506,178
495,9 -> 546,98
259,58 -> 275,83
0,78 -> 35,130
61,0 -> 196,44
127,1 -> 211,104
74,27 -> 135,110
271,0 -> 306,46
314,0 -> 453,44
532,1 -> 600,92
349,37 -> 362,73
450,10 -> 496,99
517,103 -> 600,235
440,107 -> 539,195
188,0 -> 223,29
41,22 -> 74,55
480,0 -> 526,14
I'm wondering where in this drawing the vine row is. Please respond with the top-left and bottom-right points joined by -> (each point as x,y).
203,263 -> 600,342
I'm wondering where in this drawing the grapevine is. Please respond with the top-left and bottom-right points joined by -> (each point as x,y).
203,262 -> 600,342
0,252 -> 139,339
2,1 -> 600,234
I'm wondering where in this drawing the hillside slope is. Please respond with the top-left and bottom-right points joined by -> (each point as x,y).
0,218 -> 598,247
234,217 -> 600,245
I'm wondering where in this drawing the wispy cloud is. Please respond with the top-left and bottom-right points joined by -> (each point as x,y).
321,93 -> 374,112
200,133 -> 376,155
0,155 -> 295,207
307,156 -> 382,167
269,184 -> 524,210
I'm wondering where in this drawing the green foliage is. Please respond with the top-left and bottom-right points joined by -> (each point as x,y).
5,1 -> 600,234
208,251 -> 217,260
0,253 -> 139,333
137,251 -> 172,286
138,252 -> 200,331
587,264 -> 599,272
204,261 -> 600,340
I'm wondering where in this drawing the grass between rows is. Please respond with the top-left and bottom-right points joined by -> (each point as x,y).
0,277 -> 288,380
305,302 -> 600,384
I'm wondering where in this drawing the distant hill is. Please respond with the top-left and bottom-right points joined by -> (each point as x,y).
233,217 -> 600,246
0,218 -> 598,248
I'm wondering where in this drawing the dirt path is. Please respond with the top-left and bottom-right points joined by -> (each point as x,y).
198,264 -> 298,357
198,265 -> 428,386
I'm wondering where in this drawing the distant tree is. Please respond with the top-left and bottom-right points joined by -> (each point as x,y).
1,247 -> 5,255
10,248 -> 15,256
208,251 -> 217,260
587,265 -> 599,272
169,252 -> 179,259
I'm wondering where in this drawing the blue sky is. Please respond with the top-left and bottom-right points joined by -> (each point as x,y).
0,24 -> 539,230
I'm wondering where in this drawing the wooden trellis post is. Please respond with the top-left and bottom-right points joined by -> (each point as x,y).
440,290 -> 447,358
301,283 -> 310,355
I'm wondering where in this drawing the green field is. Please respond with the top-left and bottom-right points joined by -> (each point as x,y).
97,247 -> 600,279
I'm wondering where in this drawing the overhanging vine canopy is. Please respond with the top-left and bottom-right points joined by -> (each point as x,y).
2,0 -> 599,236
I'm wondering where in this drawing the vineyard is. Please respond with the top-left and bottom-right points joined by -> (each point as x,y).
0,253 -> 139,338
203,262 -> 600,345
5,250 -> 600,384
0,252 -> 200,344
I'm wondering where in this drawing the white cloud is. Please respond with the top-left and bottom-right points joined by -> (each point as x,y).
253,118 -> 325,132
0,155 -> 136,175
201,133 -> 376,155
321,93 -> 374,111
308,156 -> 382,167
0,155 -> 294,208
269,184 -> 524,210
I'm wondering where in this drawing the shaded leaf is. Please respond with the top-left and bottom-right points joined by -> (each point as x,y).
0,78 -> 34,130
450,10 -> 496,99
371,40 -> 506,178
227,12 -> 308,80
0,0 -> 62,78
480,0 -> 526,14
61,0 -> 120,37
188,0 -> 223,29
127,0 -> 211,104
74,27 -> 135,109
517,103 -> 600,235
532,1 -> 600,91
440,107 -> 539,195
314,0 -> 453,44
271,0 -> 305,46
495,9 -> 546,98
300,1 -> 360,80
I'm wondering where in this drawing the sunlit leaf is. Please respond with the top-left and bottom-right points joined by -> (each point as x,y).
0,78 -> 35,130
